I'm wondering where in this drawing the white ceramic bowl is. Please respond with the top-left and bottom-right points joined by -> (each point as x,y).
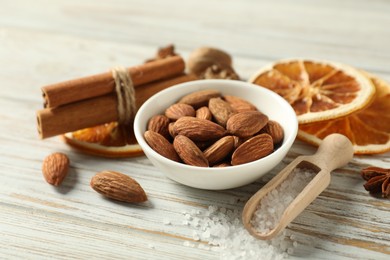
134,80 -> 297,190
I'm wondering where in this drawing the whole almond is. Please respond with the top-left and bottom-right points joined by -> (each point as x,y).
173,135 -> 209,167
144,130 -> 180,162
208,97 -> 234,127
231,134 -> 274,165
196,106 -> 212,120
173,117 -> 226,142
226,111 -> 268,138
203,136 -> 235,165
42,153 -> 69,186
233,136 -> 243,149
261,120 -> 284,144
178,89 -> 221,108
147,115 -> 171,140
90,171 -> 147,203
165,103 -> 196,121
168,122 -> 177,139
224,95 -> 258,112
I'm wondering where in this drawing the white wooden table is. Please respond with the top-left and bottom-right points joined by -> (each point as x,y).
0,0 -> 389,259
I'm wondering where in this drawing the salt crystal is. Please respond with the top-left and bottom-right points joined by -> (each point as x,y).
251,168 -> 316,235
148,244 -> 155,249
163,219 -> 171,225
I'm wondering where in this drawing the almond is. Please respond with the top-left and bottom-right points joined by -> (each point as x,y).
173,117 -> 226,142
226,111 -> 268,138
165,103 -> 196,121
261,120 -> 284,144
173,135 -> 209,167
168,122 -> 177,139
208,97 -> 234,127
178,89 -> 221,108
223,95 -> 258,112
147,115 -> 171,140
42,153 -> 69,186
196,106 -> 212,120
203,136 -> 235,165
144,130 -> 180,162
90,171 -> 147,203
233,136 -> 243,149
231,134 -> 274,165
212,162 -> 232,167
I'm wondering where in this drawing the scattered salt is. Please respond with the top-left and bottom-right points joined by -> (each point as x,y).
251,168 -> 317,234
163,218 -> 171,225
181,205 -> 298,259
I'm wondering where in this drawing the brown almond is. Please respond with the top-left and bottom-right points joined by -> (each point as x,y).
204,136 -> 235,165
208,97 -> 234,127
196,106 -> 212,120
42,153 -> 69,186
165,103 -> 196,121
213,162 -> 232,168
173,117 -> 226,142
178,89 -> 221,108
226,111 -> 268,138
261,120 -> 284,144
233,136 -> 243,149
147,115 -> 171,140
90,171 -> 147,203
224,95 -> 258,112
168,122 -> 177,139
231,134 -> 274,165
144,131 -> 180,162
173,135 -> 209,167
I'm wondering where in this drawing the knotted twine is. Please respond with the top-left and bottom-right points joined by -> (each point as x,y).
111,67 -> 136,125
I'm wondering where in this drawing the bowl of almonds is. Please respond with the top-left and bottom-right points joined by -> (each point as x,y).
134,79 -> 297,190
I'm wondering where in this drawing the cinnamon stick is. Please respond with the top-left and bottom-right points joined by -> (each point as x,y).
37,74 -> 197,138
42,56 -> 185,108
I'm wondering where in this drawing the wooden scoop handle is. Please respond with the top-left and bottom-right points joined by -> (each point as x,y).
311,133 -> 354,172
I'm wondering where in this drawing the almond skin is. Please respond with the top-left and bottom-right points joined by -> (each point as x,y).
144,130 -> 180,162
178,89 -> 221,108
165,103 -> 196,121
261,120 -> 284,144
231,134 -> 274,165
223,95 -> 258,112
226,111 -> 268,138
173,135 -> 209,167
147,115 -> 171,140
203,136 -> 235,165
173,116 -> 226,142
196,106 -> 212,120
42,153 -> 69,186
90,171 -> 147,203
208,97 -> 234,127
168,122 -> 177,139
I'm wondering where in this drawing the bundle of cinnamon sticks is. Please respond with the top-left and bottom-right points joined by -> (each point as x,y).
37,55 -> 196,138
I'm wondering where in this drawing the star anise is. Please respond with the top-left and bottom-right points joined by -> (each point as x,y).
361,167 -> 390,198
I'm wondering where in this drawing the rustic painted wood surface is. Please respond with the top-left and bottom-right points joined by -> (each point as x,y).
0,0 -> 389,259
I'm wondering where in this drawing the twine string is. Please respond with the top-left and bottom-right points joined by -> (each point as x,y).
111,67 -> 136,124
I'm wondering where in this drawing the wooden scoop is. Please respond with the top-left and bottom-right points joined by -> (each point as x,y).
242,133 -> 353,240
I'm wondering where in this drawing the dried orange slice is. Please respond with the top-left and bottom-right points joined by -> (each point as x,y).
298,73 -> 390,154
250,59 -> 375,123
62,122 -> 143,158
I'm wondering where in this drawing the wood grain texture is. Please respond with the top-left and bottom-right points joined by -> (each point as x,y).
0,0 -> 389,259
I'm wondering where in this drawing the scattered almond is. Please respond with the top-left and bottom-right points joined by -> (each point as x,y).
231,134 -> 274,165
90,171 -> 147,203
42,153 -> 69,186
173,135 -> 209,167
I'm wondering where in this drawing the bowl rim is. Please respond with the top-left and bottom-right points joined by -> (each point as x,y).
134,79 -> 298,172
